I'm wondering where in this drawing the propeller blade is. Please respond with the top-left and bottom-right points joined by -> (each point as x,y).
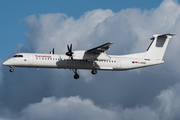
70,44 -> 72,51
52,48 -> 54,54
67,45 -> 70,52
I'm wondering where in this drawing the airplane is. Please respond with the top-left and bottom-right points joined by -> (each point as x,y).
3,33 -> 175,79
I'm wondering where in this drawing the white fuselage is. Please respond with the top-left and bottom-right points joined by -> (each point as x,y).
3,53 -> 164,71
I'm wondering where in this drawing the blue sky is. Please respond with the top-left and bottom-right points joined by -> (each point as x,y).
0,0 -> 163,59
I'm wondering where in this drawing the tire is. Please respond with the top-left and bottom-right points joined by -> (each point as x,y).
74,74 -> 79,79
91,69 -> 97,75
10,68 -> 14,72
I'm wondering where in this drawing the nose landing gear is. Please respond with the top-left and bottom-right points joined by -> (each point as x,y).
72,69 -> 79,79
9,67 -> 14,72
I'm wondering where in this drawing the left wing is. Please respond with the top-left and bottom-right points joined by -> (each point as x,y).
86,42 -> 113,54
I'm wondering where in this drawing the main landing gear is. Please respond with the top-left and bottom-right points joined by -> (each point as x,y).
91,69 -> 97,75
72,69 -> 79,79
72,69 -> 97,79
9,67 -> 14,72
91,62 -> 97,75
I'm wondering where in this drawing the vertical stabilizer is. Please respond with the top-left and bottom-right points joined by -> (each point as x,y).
145,33 -> 175,60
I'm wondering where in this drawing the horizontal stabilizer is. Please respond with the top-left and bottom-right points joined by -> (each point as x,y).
150,33 -> 175,40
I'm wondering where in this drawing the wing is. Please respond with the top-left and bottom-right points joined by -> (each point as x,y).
86,42 -> 113,54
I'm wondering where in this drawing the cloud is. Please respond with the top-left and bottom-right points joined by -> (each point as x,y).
3,83 -> 179,120
1,0 -> 180,120
24,9 -> 114,54
20,96 -> 119,120
154,83 -> 180,120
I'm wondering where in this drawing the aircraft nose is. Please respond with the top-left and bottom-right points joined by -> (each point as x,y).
3,60 -> 11,66
3,61 -> 7,66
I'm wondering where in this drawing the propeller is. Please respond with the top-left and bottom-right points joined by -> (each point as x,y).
66,44 -> 74,59
50,48 -> 54,54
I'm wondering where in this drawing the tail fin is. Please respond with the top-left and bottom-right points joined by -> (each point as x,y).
145,33 -> 175,60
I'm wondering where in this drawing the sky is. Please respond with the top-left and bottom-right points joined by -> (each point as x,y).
1,0 -> 180,120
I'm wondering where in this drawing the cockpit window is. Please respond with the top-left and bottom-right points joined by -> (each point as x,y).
13,55 -> 23,57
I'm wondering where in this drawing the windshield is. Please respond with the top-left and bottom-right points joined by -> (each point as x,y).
13,55 -> 23,57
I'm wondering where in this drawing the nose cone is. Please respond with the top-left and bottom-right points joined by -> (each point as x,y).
3,60 -> 11,66
3,61 -> 7,66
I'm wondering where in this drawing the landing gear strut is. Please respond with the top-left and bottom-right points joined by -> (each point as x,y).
72,69 -> 79,79
10,67 -> 14,72
91,69 -> 97,75
91,61 -> 97,75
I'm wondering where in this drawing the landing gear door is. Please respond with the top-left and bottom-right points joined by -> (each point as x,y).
28,54 -> 34,65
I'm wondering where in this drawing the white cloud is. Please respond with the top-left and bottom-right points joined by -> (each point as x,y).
17,83 -> 180,120
155,83 -> 180,120
9,82 -> 178,120
20,96 -> 119,120
24,9 -> 114,54
120,107 -> 159,120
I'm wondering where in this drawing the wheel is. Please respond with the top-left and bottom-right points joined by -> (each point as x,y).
10,68 -> 14,72
91,69 -> 97,75
74,74 -> 79,79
